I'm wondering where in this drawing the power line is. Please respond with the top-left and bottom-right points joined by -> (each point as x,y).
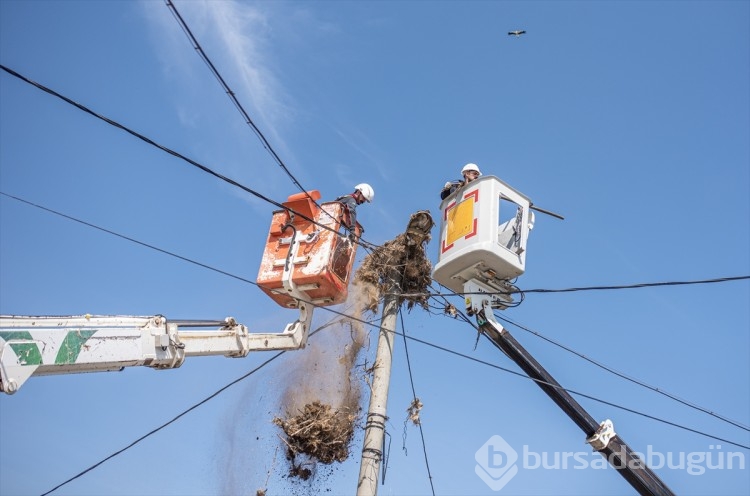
5,20 -> 744,486
518,276 -> 750,293
398,310 -> 436,496
0,190 -> 376,333
4,193 -> 746,456
407,322 -> 750,450
163,0 -> 372,246
396,275 -> 750,300
0,63 -> 378,252
494,312 -> 750,432
426,278 -> 750,432
1,191 -> 257,287
39,317 -> 346,496
165,0 -> 302,194
0,190 -> 385,339
424,288 -> 750,449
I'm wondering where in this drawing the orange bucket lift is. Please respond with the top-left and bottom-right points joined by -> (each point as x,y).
256,190 -> 361,310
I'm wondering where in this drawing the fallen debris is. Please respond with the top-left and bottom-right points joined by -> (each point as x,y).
406,397 -> 423,426
273,401 -> 358,467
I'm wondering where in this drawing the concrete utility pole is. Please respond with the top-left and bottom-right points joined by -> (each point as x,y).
356,269 -> 400,496
357,210 -> 433,496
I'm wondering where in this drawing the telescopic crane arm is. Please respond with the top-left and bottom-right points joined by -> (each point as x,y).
473,304 -> 675,496
1,190 -> 362,395
433,175 -> 674,496
0,310 -> 311,395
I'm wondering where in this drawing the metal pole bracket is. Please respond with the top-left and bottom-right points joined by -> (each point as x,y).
587,419 -> 616,451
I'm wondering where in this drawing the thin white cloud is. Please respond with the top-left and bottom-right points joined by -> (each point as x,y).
332,125 -> 391,184
143,1 -> 393,211
141,0 -> 295,205
205,1 -> 292,133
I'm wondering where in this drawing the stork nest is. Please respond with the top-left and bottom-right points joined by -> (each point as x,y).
273,401 -> 357,467
354,211 -> 434,313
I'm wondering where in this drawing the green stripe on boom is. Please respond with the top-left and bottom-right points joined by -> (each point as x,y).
55,330 -> 97,364
0,331 -> 42,365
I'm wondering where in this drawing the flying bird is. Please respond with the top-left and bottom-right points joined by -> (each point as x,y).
508,30 -> 526,37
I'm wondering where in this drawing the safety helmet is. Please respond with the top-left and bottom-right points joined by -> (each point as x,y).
354,183 -> 374,202
461,163 -> 482,176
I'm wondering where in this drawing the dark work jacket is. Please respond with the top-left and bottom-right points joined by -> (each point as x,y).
440,179 -> 464,200
336,194 -> 358,231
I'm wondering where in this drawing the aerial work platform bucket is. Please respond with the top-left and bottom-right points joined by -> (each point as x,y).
256,191 -> 361,308
432,176 -> 534,296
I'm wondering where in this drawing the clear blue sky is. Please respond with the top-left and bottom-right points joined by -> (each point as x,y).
1,1 -> 748,495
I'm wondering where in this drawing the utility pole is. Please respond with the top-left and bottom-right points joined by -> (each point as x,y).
356,270 -> 400,496
356,210 -> 433,496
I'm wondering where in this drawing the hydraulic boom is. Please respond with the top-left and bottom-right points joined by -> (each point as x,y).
0,311 -> 311,394
475,306 -> 674,496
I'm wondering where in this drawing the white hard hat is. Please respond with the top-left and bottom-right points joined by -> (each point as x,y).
461,163 -> 482,175
354,183 -> 374,202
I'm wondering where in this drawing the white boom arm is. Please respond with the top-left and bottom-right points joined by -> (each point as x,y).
0,308 -> 311,394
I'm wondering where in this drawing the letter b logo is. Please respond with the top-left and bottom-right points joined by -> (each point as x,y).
475,435 -> 519,491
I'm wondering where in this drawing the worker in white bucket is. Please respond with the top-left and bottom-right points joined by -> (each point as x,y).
440,163 -> 482,200
336,183 -> 374,240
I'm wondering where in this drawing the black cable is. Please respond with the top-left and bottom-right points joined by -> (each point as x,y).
493,311 -> 750,432
164,0 -> 284,171
0,64 -> 378,252
519,277 -> 750,293
424,286 -> 750,449
163,1 -> 354,240
0,192 -> 257,286
0,191 -> 375,328
3,55 -> 746,453
398,310 -> 436,496
406,324 -> 750,450
4,193 -> 746,456
39,318 -> 343,496
396,276 -> 750,299
427,278 -> 750,433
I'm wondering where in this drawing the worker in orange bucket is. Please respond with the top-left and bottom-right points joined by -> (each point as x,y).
440,163 -> 481,200
336,183 -> 374,239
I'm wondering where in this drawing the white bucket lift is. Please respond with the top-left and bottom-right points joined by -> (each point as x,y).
432,175 -> 534,311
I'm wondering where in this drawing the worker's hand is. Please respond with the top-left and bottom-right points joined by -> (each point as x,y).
443,181 -> 452,190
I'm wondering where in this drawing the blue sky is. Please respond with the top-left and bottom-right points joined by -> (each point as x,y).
1,1 -> 748,495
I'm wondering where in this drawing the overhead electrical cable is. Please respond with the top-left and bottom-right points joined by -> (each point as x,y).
0,64 -> 376,251
3,20 -> 745,487
494,311 -> 750,432
420,321 -> 749,450
163,1 -> 375,249
39,316 -> 348,496
427,278 -> 750,431
516,276 -> 750,292
424,287 -> 750,448
164,0 -> 302,195
4,191 -> 747,451
0,191 -> 376,332
398,310 -> 436,496
0,191 -> 384,337
396,276 -> 750,299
